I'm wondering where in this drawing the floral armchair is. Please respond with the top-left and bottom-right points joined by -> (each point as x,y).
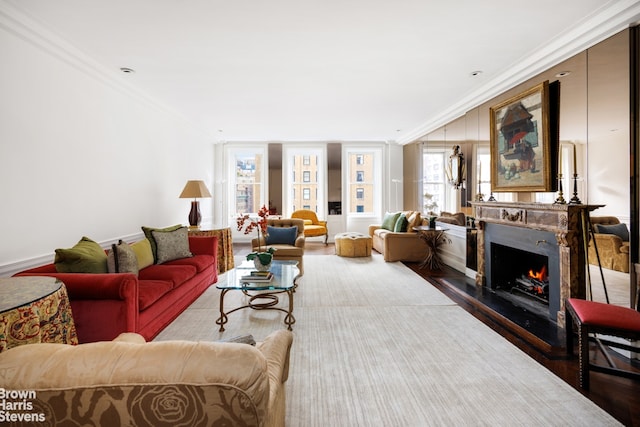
291,209 -> 328,244
0,330 -> 293,426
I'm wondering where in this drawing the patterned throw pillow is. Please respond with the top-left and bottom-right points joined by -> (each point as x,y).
142,224 -> 184,262
54,236 -> 108,273
151,227 -> 193,264
107,240 -> 139,275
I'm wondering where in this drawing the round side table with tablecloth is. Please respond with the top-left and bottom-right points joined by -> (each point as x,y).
335,232 -> 372,257
0,276 -> 78,353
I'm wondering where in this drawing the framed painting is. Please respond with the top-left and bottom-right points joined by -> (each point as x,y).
490,81 -> 553,192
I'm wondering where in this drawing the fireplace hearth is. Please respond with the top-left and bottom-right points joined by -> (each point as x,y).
471,201 -> 601,327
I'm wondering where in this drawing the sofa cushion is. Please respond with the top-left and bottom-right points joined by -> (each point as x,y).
54,236 -> 108,273
130,239 -> 154,270
138,264 -> 197,289
381,212 -> 401,231
151,227 -> 193,264
142,224 -> 184,262
107,240 -> 139,275
266,225 -> 298,245
437,211 -> 466,226
166,254 -> 215,273
595,223 -> 629,241
266,244 -> 303,257
394,213 -> 409,232
406,211 -> 422,230
137,280 -> 174,310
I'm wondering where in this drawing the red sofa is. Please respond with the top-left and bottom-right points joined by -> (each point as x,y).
14,236 -> 218,343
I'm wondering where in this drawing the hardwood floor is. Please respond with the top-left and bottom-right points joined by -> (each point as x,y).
235,242 -> 640,426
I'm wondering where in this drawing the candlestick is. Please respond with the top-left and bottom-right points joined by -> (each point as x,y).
573,144 -> 577,175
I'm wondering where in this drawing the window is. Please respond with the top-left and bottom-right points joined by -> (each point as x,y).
345,147 -> 381,216
283,146 -> 325,217
226,145 -> 266,222
422,150 -> 445,214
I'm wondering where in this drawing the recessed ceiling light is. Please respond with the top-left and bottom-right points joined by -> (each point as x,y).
120,67 -> 135,74
555,71 -> 571,78
470,70 -> 483,77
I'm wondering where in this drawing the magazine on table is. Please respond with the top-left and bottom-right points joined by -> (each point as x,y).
241,271 -> 274,283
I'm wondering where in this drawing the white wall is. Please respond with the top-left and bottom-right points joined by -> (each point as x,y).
0,9 -> 214,276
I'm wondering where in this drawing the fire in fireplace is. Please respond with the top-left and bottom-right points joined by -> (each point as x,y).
512,265 -> 549,304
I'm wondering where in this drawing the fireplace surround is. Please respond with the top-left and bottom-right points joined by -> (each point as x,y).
471,201 -> 602,327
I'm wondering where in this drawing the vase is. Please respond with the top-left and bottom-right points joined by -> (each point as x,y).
252,253 -> 273,271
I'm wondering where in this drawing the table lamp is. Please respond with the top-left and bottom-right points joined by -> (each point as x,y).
179,180 -> 212,230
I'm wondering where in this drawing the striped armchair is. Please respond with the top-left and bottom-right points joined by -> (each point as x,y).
291,210 -> 328,244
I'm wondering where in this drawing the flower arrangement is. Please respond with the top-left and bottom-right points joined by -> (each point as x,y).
236,204 -> 275,264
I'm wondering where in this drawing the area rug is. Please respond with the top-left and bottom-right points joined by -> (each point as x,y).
155,253 -> 620,426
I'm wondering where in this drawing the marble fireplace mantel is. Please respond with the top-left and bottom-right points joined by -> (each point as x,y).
470,201 -> 603,326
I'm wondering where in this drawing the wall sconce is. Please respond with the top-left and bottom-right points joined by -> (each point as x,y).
179,180 -> 212,230
445,145 -> 466,189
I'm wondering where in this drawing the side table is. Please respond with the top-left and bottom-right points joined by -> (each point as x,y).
413,225 -> 451,270
189,227 -> 235,273
0,276 -> 78,353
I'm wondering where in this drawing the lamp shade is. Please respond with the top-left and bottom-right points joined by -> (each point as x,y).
179,180 -> 212,199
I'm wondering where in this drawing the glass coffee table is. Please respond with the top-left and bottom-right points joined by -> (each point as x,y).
216,260 -> 300,331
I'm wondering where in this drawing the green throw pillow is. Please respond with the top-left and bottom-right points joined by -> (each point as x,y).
107,240 -> 139,275
131,238 -> 154,270
394,213 -> 409,232
151,227 -> 193,264
142,224 -> 184,263
54,236 -> 108,273
381,212 -> 401,231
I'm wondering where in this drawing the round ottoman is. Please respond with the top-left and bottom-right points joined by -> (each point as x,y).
335,232 -> 372,257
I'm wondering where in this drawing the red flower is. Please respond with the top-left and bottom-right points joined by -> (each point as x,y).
237,205 -> 270,252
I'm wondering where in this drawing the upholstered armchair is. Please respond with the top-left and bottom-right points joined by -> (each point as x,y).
291,209 -> 328,244
0,330 -> 294,427
252,218 -> 306,275
588,216 -> 630,273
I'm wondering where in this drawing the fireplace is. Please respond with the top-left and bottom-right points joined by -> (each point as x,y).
485,224 -> 560,320
471,202 -> 601,327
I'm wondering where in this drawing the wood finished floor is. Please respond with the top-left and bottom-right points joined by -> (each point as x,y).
235,241 -> 640,426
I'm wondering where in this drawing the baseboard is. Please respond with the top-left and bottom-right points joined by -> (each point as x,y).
0,232 -> 144,278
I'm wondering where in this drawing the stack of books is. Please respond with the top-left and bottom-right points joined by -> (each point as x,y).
241,271 -> 274,283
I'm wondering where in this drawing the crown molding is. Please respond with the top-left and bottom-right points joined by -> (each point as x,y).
0,1 -> 213,138
397,0 -> 640,145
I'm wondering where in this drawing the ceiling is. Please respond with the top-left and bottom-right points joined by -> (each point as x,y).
4,0 -> 640,144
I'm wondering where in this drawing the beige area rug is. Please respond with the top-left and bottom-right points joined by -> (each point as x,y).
155,253 -> 620,426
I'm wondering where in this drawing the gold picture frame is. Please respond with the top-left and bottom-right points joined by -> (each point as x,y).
490,81 -> 552,192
